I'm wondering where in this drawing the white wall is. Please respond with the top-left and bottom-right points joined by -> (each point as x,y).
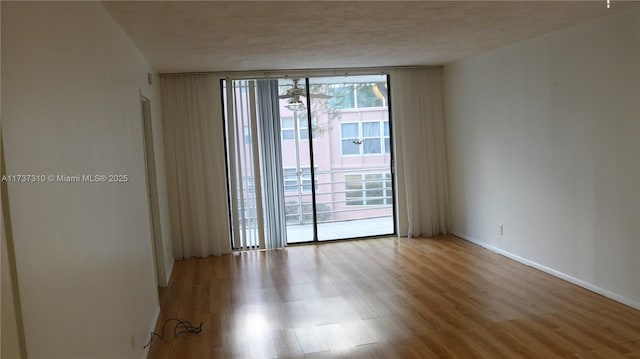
2,2 -> 171,357
445,7 -> 640,308
2,210 -> 24,359
1,3 -> 25,357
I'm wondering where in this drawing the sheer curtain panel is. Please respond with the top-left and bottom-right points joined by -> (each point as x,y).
161,74 -> 231,258
391,67 -> 451,237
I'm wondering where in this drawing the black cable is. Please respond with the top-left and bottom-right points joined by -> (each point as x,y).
143,318 -> 204,349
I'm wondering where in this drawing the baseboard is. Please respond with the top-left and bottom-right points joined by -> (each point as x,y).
453,232 -> 640,311
143,260 -> 172,358
142,305 -> 161,359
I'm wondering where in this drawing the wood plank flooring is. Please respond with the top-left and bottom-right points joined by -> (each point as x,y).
148,236 -> 640,358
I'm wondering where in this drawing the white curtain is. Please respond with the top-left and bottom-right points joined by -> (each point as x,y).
391,67 -> 451,237
161,74 -> 231,258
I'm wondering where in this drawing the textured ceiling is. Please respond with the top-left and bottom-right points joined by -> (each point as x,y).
103,1 -> 637,73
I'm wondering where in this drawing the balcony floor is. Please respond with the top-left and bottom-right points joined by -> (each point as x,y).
286,216 -> 394,243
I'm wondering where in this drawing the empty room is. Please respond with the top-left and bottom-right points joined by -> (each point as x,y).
1,1 -> 639,358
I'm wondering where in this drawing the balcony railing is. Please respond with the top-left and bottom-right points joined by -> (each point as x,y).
235,165 -> 393,228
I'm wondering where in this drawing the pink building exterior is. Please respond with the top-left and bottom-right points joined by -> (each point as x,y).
279,90 -> 393,224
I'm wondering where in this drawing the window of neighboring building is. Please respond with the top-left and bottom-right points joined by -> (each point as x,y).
328,83 -> 385,110
281,116 -> 311,141
340,123 -> 360,155
281,117 -> 295,141
283,167 -> 316,192
362,121 -> 381,154
345,173 -> 392,206
383,120 -> 390,154
340,121 -> 390,155
299,116 -> 309,140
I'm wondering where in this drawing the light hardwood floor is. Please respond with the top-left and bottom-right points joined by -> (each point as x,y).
149,236 -> 640,358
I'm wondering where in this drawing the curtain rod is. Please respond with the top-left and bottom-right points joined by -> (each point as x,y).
159,65 -> 441,79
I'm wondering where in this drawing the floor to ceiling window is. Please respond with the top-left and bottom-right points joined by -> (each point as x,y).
223,74 -> 395,249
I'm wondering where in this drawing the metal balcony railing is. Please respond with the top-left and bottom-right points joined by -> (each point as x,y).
235,166 -> 393,228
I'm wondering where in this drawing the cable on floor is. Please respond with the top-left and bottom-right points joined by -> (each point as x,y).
143,318 -> 203,349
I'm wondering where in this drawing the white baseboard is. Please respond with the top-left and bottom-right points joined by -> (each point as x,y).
453,232 -> 640,311
142,305 -> 161,359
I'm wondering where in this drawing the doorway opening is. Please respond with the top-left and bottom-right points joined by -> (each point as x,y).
140,95 -> 166,287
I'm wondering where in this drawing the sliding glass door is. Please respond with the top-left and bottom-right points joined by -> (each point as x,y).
278,78 -> 315,243
224,75 -> 395,248
307,76 -> 394,241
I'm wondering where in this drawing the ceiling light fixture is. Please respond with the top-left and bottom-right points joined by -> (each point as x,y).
285,96 -> 305,112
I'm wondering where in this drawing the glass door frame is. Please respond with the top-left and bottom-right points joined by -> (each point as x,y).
288,74 -> 397,245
